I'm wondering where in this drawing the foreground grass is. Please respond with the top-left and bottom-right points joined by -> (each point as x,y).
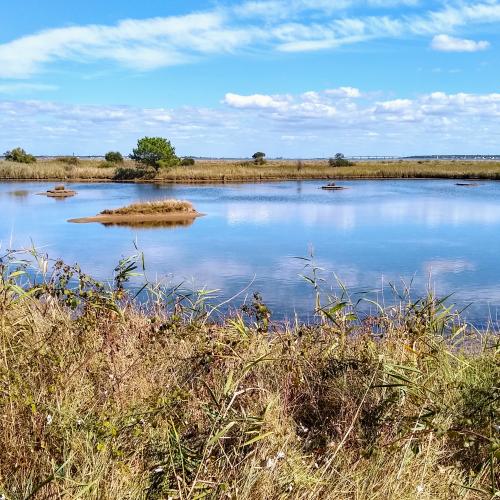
0,252 -> 498,499
101,199 -> 195,216
1,158 -> 500,182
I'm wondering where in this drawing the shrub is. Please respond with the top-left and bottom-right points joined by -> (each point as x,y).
180,157 -> 195,166
56,156 -> 80,165
129,137 -> 179,171
328,153 -> 352,167
4,147 -> 37,164
113,166 -> 155,181
252,152 -> 266,165
104,151 -> 124,163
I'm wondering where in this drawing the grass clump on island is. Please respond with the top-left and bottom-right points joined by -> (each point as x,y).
0,250 -> 498,499
101,199 -> 196,216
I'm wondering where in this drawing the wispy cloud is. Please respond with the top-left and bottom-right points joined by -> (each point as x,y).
0,1 -> 497,78
0,83 -> 58,94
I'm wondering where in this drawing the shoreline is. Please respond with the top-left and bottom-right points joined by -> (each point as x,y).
1,175 -> 500,185
68,211 -> 204,224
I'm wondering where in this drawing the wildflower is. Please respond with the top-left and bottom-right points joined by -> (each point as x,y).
154,466 -> 164,473
416,484 -> 425,494
276,451 -> 285,460
0,494 -> 6,500
76,419 -> 83,426
266,458 -> 276,469
46,414 -> 53,425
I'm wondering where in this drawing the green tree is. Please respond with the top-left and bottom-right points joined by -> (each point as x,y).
180,157 -> 195,166
252,151 -> 266,165
4,147 -> 37,164
104,151 -> 124,163
329,153 -> 352,167
129,137 -> 179,170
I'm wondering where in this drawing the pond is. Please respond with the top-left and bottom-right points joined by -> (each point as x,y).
1,179 -> 499,323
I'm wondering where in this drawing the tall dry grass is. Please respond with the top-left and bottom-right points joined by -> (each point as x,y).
1,158 -> 500,182
101,199 -> 195,215
0,251 -> 498,499
0,159 -> 116,180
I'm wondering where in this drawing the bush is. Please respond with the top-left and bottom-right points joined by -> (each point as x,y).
4,147 -> 36,164
104,151 -> 124,163
180,157 -> 195,166
252,152 -> 266,165
129,137 -> 179,171
56,156 -> 80,166
329,153 -> 352,168
113,166 -> 155,181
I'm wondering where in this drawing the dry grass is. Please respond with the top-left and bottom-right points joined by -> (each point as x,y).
1,158 -> 500,182
0,252 -> 498,499
101,199 -> 195,215
0,159 -> 115,180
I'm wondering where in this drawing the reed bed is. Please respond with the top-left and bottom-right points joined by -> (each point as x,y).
0,251 -> 498,499
1,159 -> 500,182
0,159 -> 115,180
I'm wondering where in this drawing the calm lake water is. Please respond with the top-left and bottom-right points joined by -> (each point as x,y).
1,179 -> 499,323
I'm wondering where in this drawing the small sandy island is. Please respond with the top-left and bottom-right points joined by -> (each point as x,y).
39,185 -> 77,198
68,199 -> 203,225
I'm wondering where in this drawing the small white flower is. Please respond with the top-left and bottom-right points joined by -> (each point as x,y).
154,466 -> 164,473
76,419 -> 83,426
416,484 -> 425,494
0,493 -> 6,500
276,451 -> 285,460
266,458 -> 276,469
46,414 -> 53,425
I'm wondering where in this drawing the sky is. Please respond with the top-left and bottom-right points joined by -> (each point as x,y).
0,0 -> 499,157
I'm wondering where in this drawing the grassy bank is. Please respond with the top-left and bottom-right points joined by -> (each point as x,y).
0,252 -> 498,498
1,158 -> 500,182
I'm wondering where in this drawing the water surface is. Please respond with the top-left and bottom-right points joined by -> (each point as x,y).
1,180 -> 499,322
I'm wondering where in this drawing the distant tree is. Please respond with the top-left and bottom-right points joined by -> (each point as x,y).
130,137 -> 179,171
329,153 -> 352,167
252,152 -> 266,165
180,157 -> 195,166
104,151 -> 124,163
4,147 -> 36,164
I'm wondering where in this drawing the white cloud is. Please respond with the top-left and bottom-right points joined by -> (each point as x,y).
0,83 -> 58,94
223,92 -> 290,110
0,12 -> 260,78
431,34 -> 490,52
325,87 -> 362,98
0,1 -> 498,78
2,88 -> 500,156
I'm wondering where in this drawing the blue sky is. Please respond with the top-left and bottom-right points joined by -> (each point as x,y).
0,0 -> 499,156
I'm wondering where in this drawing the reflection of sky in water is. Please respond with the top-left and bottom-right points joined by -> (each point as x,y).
1,179 -> 499,322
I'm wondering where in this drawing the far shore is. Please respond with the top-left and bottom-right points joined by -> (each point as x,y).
1,158 -> 500,183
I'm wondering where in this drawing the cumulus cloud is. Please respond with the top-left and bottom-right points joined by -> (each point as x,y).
223,93 -> 291,110
3,87 -> 498,155
431,34 -> 490,52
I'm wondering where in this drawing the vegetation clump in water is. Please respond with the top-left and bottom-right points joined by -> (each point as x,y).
101,199 -> 195,215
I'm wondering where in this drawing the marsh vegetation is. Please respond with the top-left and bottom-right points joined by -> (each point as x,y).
0,250 -> 498,499
1,157 -> 500,183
